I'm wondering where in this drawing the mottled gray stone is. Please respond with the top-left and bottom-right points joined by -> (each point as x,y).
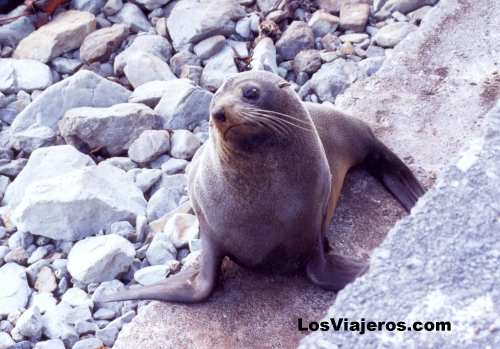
59,103 -> 162,156
123,51 -> 176,88
308,10 -> 339,37
10,70 -> 131,146
146,231 -> 177,265
80,24 -> 129,63
201,45 -> 238,90
276,21 -> 315,61
128,130 -> 170,164
128,80 -> 174,108
339,3 -> 370,32
154,79 -> 212,130
170,129 -> 202,160
250,37 -> 278,74
166,0 -> 245,50
72,337 -> 103,349
108,3 -> 152,33
193,35 -> 226,60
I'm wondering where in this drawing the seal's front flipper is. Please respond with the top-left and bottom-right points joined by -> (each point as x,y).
365,139 -> 425,212
306,230 -> 367,291
97,240 -> 222,303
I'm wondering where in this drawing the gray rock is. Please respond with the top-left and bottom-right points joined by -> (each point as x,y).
96,325 -> 119,347
166,0 -> 245,50
114,35 -> 173,76
193,35 -> 226,60
359,56 -> 385,76
147,186 -> 183,221
109,220 -> 136,240
235,16 -> 252,39
339,3 -> 370,32
13,165 -> 146,241
376,0 -> 438,19
0,175 -> 10,201
50,57 -> 82,75
128,130 -> 170,164
161,158 -> 188,174
146,232 -> 177,265
134,265 -> 172,286
33,339 -> 65,349
276,21 -> 315,61
11,126 -> 57,154
13,11 -> 96,63
127,168 -> 162,193
103,0 -> 123,15
10,70 -> 131,146
71,0 -> 106,13
99,157 -> 137,171
123,51 -> 177,88
108,3 -> 152,33
169,51 -> 201,77
135,0 -> 171,11
299,58 -> 364,102
27,246 -> 51,264
13,306 -> 43,339
308,10 -> 340,37
293,49 -> 321,74
3,145 -> 94,209
0,158 -> 27,177
201,45 -> 238,91
41,306 -> 78,346
67,234 -> 135,283
0,263 -> 30,316
8,231 -> 33,250
170,129 -> 202,160
72,338 -> 103,349
373,22 -> 418,47
29,293 -> 57,315
128,80 -> 173,107
0,17 -> 35,47
59,103 -> 162,156
80,24 -> 129,64
61,288 -> 93,309
0,332 -> 15,349
0,59 -> 53,94
250,37 -> 278,74
154,79 -> 212,130
93,307 -> 117,320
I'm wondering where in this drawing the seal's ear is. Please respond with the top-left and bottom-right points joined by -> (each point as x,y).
278,81 -> 290,88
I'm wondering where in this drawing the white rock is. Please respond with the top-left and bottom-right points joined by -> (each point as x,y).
13,11 -> 96,63
123,51 -> 177,88
10,70 -> 131,149
28,293 -> 58,314
72,337 -> 104,349
146,232 -> 177,265
128,130 -> 170,164
166,0 -> 246,50
134,265 -> 173,286
193,35 -> 226,60
0,59 -> 53,93
373,22 -> 418,47
201,46 -> 238,90
127,168 -> 162,193
134,0 -> 171,10
41,306 -> 78,345
67,234 -> 135,284
13,305 -> 43,339
170,129 -> 202,160
33,339 -> 65,349
165,213 -> 199,249
108,3 -> 152,33
0,333 -> 15,349
154,79 -> 212,130
61,288 -> 93,309
0,263 -> 31,316
161,158 -> 188,174
59,103 -> 162,156
147,186 -> 184,221
3,145 -> 94,209
250,37 -> 278,74
13,165 -> 146,241
128,80 -> 174,108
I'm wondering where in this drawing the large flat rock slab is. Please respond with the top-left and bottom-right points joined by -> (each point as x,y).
113,0 -> 500,348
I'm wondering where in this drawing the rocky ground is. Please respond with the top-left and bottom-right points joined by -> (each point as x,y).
0,0 -> 485,348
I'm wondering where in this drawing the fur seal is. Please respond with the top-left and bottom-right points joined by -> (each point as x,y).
101,71 -> 424,303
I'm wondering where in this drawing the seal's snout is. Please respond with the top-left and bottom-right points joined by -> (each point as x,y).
212,107 -> 226,123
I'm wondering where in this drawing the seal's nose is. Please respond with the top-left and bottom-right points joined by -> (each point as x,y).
212,107 -> 226,123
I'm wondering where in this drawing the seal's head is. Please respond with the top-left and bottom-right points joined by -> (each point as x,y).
209,71 -> 312,153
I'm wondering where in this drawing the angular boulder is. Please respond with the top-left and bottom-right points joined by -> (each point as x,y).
13,165 -> 146,241
59,103 -> 162,156
0,59 -> 53,94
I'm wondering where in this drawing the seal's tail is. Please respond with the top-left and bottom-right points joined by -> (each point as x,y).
364,139 -> 425,212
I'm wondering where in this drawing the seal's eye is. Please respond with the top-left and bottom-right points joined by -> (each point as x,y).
243,87 -> 260,100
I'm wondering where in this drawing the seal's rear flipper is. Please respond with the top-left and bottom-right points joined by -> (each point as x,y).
97,244 -> 222,303
364,140 -> 425,212
306,249 -> 368,292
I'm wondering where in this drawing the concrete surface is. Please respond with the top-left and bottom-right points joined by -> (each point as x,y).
114,0 -> 500,348
300,101 -> 500,349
